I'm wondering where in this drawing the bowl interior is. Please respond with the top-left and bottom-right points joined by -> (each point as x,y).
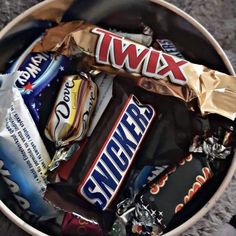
0,0 -> 234,235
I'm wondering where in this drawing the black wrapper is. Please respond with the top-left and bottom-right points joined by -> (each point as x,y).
134,154 -> 212,230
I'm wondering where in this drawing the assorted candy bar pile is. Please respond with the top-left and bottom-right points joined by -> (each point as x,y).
0,8 -> 235,236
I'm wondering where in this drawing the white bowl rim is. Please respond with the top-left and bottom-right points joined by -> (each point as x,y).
0,0 -> 235,236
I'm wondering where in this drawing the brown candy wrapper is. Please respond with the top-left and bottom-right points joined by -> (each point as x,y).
137,77 -> 196,104
33,21 -> 236,120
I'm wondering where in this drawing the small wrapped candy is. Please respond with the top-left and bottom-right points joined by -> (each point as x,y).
153,39 -> 184,58
45,72 -> 97,171
189,126 -> 233,161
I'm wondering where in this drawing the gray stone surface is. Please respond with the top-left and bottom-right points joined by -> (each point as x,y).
0,0 -> 235,235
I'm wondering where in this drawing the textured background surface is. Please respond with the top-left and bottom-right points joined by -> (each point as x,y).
0,0 -> 235,235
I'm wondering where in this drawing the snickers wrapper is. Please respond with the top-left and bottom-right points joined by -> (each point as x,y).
45,76 -> 197,220
33,21 -> 236,120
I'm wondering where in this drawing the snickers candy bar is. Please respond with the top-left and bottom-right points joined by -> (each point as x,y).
79,94 -> 155,210
45,79 -> 156,219
153,39 -> 184,58
45,73 -> 97,170
33,21 -> 236,120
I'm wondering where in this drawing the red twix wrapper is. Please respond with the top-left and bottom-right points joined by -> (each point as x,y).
33,21 -> 236,120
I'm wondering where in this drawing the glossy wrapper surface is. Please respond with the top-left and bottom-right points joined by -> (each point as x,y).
45,73 -> 97,146
62,212 -> 102,236
0,72 -> 57,219
7,36 -> 72,124
33,21 -> 236,120
43,75 -> 203,234
44,73 -> 97,171
115,154 -> 213,236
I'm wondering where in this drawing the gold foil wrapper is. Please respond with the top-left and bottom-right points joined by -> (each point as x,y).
34,21 -> 236,120
137,77 -> 196,103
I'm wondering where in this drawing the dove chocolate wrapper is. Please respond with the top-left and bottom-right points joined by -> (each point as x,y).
45,73 -> 97,171
0,72 -> 57,219
33,21 -> 236,120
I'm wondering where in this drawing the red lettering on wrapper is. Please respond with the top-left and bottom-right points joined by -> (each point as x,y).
142,49 -> 161,77
157,54 -> 188,84
111,38 -> 149,71
93,28 -> 121,64
92,28 -> 189,85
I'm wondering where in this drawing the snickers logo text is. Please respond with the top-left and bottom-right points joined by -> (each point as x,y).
80,95 -> 155,210
92,28 -> 189,85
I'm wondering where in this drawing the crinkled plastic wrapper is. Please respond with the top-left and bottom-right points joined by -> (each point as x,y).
45,73 -> 98,171
0,72 -> 57,219
33,21 -> 236,120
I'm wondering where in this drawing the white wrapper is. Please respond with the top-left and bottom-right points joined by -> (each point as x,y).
0,72 -> 57,219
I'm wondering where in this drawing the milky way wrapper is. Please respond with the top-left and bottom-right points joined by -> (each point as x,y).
0,72 -> 57,219
33,21 -> 236,120
45,73 -> 97,171
6,36 -> 72,125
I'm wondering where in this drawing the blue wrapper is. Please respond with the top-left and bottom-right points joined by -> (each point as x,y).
0,72 -> 57,219
7,37 -> 72,123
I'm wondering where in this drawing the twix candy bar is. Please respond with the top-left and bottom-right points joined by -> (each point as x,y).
33,21 -> 236,120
